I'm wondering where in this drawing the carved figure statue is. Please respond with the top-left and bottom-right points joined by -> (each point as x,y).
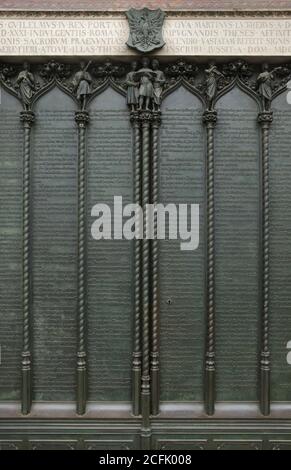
205,62 -> 223,111
135,57 -> 155,111
257,63 -> 282,111
125,61 -> 140,111
16,62 -> 35,110
152,59 -> 165,111
73,61 -> 92,111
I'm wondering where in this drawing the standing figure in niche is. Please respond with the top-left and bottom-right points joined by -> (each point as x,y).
125,61 -> 140,112
257,63 -> 282,111
16,62 -> 35,111
152,59 -> 166,112
73,61 -> 92,111
205,62 -> 224,111
136,57 -> 155,111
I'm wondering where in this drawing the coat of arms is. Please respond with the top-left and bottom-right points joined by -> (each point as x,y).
125,8 -> 166,53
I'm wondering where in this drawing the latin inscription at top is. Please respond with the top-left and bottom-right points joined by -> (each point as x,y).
1,17 -> 291,56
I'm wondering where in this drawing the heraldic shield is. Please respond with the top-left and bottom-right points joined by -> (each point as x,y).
125,8 -> 166,53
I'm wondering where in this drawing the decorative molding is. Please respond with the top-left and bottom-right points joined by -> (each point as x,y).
0,60 -> 127,107
2,56 -> 291,445
1,60 -> 290,109
1,418 -> 291,450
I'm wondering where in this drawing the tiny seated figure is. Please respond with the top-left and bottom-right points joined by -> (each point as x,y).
16,62 -> 35,111
125,61 -> 139,111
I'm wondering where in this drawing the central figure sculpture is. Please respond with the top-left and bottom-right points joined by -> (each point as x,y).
125,58 -> 165,112
136,57 -> 155,111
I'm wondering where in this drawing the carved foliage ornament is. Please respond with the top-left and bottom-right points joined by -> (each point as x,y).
125,8 -> 166,53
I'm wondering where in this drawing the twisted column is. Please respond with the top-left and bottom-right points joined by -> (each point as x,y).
258,111 -> 272,416
140,111 -> 152,450
130,111 -> 142,416
203,110 -> 217,416
75,111 -> 90,415
150,111 -> 161,416
20,110 -> 35,415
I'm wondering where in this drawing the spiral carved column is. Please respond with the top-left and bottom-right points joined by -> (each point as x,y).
20,110 -> 35,415
258,111 -> 272,416
75,111 -> 90,415
140,111 -> 152,450
203,110 -> 217,416
131,111 -> 142,416
150,111 -> 161,416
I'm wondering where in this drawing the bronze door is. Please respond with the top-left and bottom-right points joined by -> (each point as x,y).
0,58 -> 291,450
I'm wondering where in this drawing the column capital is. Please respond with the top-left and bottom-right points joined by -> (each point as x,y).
258,111 -> 273,124
130,110 -> 141,124
152,111 -> 162,127
203,110 -> 217,125
139,110 -> 153,125
20,111 -> 35,127
75,111 -> 90,128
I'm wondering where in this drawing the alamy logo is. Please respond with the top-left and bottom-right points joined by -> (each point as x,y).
91,196 -> 199,251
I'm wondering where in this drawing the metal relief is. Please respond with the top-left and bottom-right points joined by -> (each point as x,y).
125,58 -> 165,112
0,60 -> 127,110
1,57 -> 291,429
1,59 -> 291,111
125,8 -> 166,53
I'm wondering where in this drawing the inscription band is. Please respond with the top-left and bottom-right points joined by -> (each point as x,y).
2,17 -> 291,57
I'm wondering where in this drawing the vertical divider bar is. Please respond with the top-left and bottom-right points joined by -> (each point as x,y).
75,111 -> 90,415
131,110 -> 142,416
203,110 -> 217,416
150,111 -> 161,416
140,110 -> 152,450
258,111 -> 272,416
20,110 -> 35,415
